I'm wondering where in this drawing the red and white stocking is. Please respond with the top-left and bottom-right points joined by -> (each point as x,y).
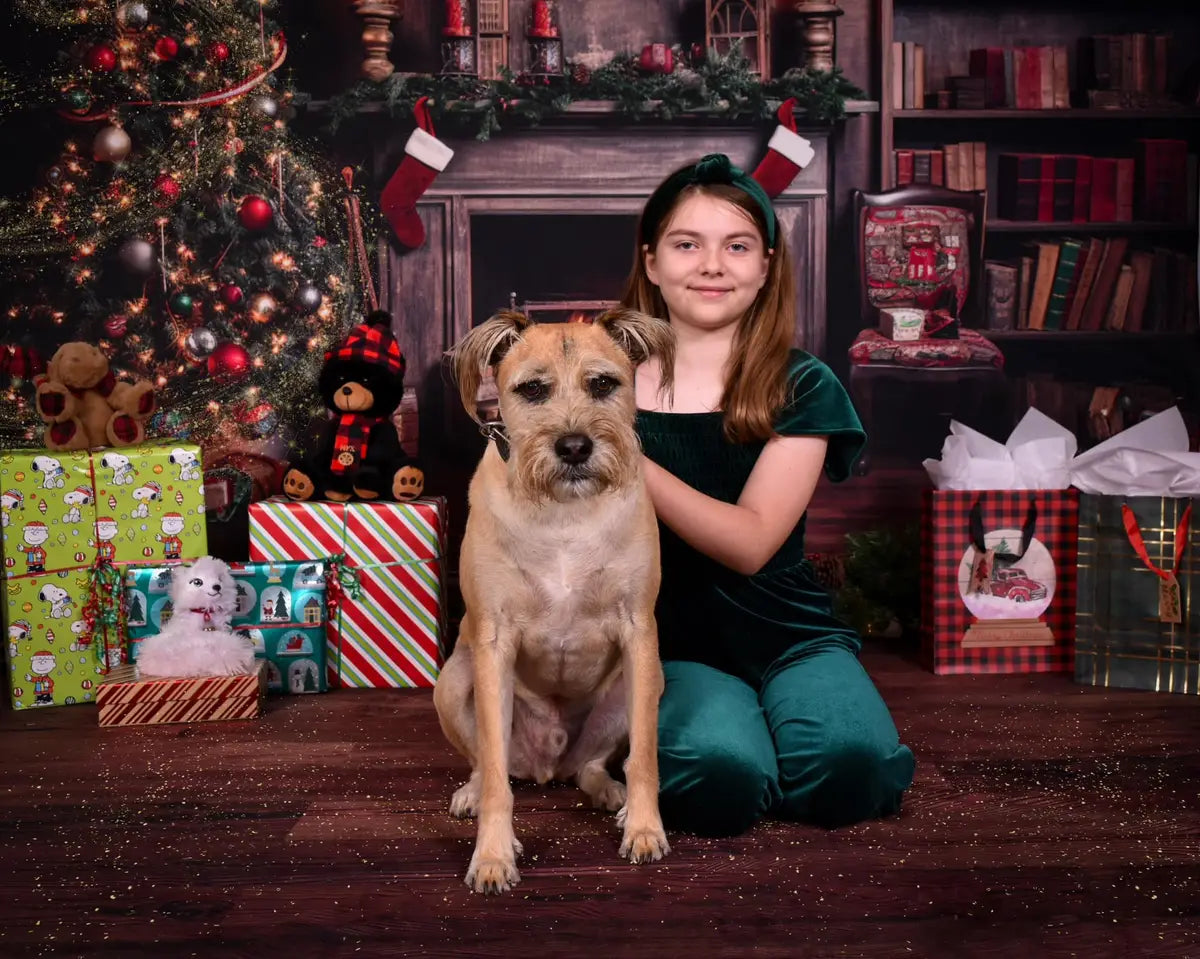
751,97 -> 817,198
380,96 -> 455,250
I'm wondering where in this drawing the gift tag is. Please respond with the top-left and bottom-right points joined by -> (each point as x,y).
1159,572 -> 1182,624
968,548 -> 995,595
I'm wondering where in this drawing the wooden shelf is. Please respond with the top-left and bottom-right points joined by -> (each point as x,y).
894,108 -> 1200,120
987,220 -> 1196,234
978,329 -> 1200,343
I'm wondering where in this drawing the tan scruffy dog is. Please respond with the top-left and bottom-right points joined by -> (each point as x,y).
437,307 -> 674,895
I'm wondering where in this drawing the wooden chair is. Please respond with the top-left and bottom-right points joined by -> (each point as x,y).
846,184 -> 1010,473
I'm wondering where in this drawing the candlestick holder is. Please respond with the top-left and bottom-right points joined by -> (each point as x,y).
526,0 -> 563,77
352,0 -> 402,82
790,0 -> 843,73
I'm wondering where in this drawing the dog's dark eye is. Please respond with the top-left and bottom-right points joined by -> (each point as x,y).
588,375 -> 620,399
189,578 -> 202,587
515,380 -> 550,403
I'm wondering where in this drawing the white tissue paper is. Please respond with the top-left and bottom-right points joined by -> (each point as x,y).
1069,406 -> 1200,496
923,407 -> 1078,490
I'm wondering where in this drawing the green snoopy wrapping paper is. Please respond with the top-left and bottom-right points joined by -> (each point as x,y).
1,442 -> 207,708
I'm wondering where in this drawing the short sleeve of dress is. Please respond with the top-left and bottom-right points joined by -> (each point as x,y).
774,351 -> 866,482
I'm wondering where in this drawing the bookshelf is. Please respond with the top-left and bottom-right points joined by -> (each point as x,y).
878,0 -> 1200,440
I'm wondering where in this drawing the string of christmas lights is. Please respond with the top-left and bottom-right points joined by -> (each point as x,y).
0,0 -> 362,457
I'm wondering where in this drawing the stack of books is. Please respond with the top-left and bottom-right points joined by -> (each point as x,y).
982,241 -> 1198,333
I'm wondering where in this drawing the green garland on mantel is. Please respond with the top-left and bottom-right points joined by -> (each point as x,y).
319,51 -> 866,141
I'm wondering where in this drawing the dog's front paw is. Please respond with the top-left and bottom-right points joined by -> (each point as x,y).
449,778 -> 480,818
618,817 -> 670,864
465,842 -> 523,895
592,779 -> 626,812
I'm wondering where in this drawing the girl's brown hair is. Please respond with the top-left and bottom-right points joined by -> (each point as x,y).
620,179 -> 796,444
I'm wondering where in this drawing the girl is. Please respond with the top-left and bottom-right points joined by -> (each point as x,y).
622,153 -> 915,837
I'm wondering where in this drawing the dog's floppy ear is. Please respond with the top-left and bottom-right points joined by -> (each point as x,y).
447,310 -> 531,423
594,306 -> 675,370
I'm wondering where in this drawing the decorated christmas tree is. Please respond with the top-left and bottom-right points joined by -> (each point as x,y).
0,0 -> 363,456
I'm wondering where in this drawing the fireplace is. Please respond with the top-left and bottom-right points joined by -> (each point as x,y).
376,118 -> 831,453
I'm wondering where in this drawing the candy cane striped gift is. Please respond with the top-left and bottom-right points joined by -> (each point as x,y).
248,497 -> 446,688
96,661 -> 267,727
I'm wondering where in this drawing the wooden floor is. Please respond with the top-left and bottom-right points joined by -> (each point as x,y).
2,645 -> 1199,958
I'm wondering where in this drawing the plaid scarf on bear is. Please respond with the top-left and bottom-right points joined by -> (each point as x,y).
330,412 -> 386,475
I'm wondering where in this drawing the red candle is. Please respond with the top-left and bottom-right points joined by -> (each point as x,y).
445,0 -> 465,35
532,0 -> 552,37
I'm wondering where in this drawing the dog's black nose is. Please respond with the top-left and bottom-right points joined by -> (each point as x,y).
341,386 -> 353,396
554,433 -> 593,464
211,583 -> 221,592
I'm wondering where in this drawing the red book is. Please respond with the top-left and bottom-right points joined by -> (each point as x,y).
1072,156 -> 1093,222
1037,155 -> 1056,221
1114,158 -> 1135,222
968,47 -> 1007,108
1089,158 -> 1118,222
1017,46 -> 1043,109
895,149 -> 914,186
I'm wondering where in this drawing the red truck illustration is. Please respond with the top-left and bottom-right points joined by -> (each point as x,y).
990,567 -> 1047,603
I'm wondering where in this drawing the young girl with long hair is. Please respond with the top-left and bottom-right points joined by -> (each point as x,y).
623,153 -> 915,837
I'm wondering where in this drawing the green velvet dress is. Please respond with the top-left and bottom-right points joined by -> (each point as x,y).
636,350 -> 915,836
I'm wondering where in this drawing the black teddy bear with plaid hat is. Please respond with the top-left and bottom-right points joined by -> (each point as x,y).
282,310 -> 425,504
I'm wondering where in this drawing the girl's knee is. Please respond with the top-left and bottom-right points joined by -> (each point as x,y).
781,734 -> 915,828
659,741 -> 778,838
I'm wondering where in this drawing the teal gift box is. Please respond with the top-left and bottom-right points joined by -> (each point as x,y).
124,560 -> 328,694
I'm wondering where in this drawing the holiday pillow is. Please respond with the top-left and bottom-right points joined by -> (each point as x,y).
863,205 -> 973,316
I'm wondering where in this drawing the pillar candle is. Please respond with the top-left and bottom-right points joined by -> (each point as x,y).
532,0 -> 552,37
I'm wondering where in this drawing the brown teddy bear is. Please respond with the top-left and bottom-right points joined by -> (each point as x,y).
35,342 -> 156,451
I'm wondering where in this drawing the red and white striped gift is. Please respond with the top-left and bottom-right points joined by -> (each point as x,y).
96,661 -> 267,727
247,497 -> 446,688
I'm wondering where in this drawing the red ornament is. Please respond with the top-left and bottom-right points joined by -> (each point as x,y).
154,36 -> 179,61
218,283 -> 244,307
237,195 -> 274,231
639,43 -> 674,74
207,342 -> 251,381
207,42 -> 231,63
104,315 -> 128,337
86,44 -> 118,73
153,173 -> 180,206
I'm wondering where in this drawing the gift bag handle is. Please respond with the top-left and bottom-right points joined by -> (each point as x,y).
969,497 -> 1038,564
1122,501 -> 1192,581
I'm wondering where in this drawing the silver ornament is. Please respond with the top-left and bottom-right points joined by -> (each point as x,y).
252,95 -> 279,119
92,125 -> 132,163
116,2 -> 150,30
293,283 -> 322,315
185,327 -> 217,360
116,238 -> 157,276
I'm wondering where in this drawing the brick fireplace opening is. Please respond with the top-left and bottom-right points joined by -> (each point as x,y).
469,213 -> 637,324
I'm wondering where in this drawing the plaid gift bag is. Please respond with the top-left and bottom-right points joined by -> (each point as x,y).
921,489 -> 1079,674
1076,495 -> 1198,694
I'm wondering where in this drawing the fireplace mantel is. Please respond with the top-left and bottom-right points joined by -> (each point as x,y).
374,120 -> 834,443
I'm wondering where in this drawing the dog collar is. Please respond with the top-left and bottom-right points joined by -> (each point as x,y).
479,421 -> 511,462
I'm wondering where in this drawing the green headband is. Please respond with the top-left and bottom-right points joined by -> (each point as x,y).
640,153 -> 776,248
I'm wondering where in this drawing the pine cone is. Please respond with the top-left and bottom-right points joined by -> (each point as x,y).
571,63 -> 591,86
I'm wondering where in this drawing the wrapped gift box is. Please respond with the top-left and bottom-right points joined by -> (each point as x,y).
96,660 -> 267,727
248,497 -> 445,688
1,443 -> 207,708
1076,494 -> 1198,694
229,560 -> 328,694
920,488 -> 1078,674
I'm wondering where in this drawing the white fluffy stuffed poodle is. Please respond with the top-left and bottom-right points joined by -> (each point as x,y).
135,556 -> 256,678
